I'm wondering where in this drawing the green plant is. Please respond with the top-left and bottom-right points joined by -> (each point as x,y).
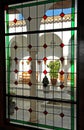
47,60 -> 60,79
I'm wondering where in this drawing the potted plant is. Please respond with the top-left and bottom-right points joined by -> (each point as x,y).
42,76 -> 49,93
47,60 -> 60,86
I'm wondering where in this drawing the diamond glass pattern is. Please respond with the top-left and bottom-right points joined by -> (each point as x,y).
28,44 -> 32,49
60,57 -> 64,62
43,15 -> 47,20
28,108 -> 32,113
60,43 -> 65,48
15,106 -> 19,111
60,12 -> 65,17
43,110 -> 48,115
14,69 -> 18,73
43,57 -> 48,61
60,84 -> 65,89
59,70 -> 64,75
14,57 -> 18,63
43,43 -> 47,48
60,113 -> 64,118
28,70 -> 32,74
43,70 -> 47,75
14,81 -> 18,85
14,45 -> 18,49
28,81 -> 32,86
28,57 -> 32,61
27,16 -> 32,21
13,18 -> 17,23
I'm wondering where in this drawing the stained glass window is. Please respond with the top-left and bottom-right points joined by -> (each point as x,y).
4,0 -> 77,129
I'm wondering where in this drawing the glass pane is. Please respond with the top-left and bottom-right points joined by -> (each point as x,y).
5,0 -> 77,129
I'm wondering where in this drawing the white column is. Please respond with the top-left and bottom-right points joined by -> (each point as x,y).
29,50 -> 37,123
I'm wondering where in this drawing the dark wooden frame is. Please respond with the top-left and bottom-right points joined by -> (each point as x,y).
0,0 -> 84,130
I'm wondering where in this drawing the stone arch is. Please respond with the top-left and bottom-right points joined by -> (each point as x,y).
39,33 -> 62,58
9,35 -> 29,82
38,33 -> 62,82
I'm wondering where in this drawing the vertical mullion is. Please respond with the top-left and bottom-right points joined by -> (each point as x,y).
52,1 -> 54,128
6,9 -> 11,119
44,3 -> 47,125
71,0 -> 75,130
14,10 -> 18,121
6,10 -> 10,95
36,3 -> 39,125
21,4 -> 25,123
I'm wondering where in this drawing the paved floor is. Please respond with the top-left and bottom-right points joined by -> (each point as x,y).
9,84 -> 76,130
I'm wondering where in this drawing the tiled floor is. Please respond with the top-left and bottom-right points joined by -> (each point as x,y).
8,83 -> 76,130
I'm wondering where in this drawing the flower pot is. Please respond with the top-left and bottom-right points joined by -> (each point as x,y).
51,78 -> 57,86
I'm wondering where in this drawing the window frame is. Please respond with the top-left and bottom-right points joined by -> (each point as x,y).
0,0 -> 84,130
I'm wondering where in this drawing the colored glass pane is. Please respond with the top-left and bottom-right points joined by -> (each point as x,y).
28,57 -> 32,61
60,113 -> 64,118
43,70 -> 47,75
59,70 -> 64,75
14,81 -> 18,85
43,15 -> 47,20
60,12 -> 65,17
60,84 -> 64,89
28,82 -> 32,86
15,106 -> 19,111
13,18 -> 17,23
28,108 -> 32,113
14,69 -> 18,73
60,57 -> 64,62
60,43 -> 65,48
43,43 -> 47,48
28,44 -> 32,49
14,45 -> 18,49
43,110 -> 48,115
27,16 -> 32,21
28,70 -> 32,74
